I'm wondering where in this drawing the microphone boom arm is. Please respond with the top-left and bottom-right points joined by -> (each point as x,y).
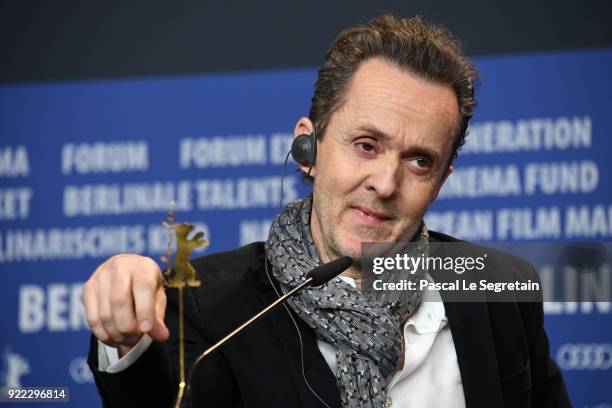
198,276 -> 312,360
180,277 -> 314,406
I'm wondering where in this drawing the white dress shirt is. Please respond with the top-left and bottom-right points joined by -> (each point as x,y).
99,275 -> 465,407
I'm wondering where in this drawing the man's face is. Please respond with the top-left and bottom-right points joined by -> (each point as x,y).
302,58 -> 459,262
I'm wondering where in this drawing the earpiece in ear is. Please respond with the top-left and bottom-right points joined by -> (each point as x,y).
291,132 -> 316,166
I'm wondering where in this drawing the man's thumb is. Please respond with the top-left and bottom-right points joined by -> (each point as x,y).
148,317 -> 170,342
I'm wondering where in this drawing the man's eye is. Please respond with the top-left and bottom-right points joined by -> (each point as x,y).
412,157 -> 431,168
416,158 -> 428,167
359,143 -> 375,152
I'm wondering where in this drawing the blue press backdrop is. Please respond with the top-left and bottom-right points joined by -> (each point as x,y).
1,48 -> 611,407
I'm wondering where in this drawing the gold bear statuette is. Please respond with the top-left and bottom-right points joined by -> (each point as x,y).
163,223 -> 208,288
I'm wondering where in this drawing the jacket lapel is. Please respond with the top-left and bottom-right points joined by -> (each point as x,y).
444,301 -> 504,407
258,261 -> 341,408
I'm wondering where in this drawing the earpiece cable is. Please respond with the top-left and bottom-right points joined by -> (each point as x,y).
266,146 -> 331,408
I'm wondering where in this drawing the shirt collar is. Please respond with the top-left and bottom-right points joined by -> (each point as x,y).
405,274 -> 447,334
338,274 -> 447,335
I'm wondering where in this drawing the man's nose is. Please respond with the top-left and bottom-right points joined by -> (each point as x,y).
365,158 -> 402,199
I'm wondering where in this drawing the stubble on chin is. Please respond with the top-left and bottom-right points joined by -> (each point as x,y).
312,184 -> 422,263
313,194 -> 376,263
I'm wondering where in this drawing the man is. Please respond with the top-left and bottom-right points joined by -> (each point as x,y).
83,14 -> 570,407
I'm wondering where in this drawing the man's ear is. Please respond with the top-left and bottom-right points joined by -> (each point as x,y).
293,116 -> 316,177
432,165 -> 453,200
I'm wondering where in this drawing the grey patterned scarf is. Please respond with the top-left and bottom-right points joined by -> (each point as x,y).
265,196 -> 428,407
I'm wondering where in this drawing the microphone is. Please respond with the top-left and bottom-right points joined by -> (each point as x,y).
182,256 -> 352,404
196,256 -> 351,359
306,256 -> 352,286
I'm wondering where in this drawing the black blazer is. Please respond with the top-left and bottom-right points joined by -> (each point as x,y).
88,232 -> 571,407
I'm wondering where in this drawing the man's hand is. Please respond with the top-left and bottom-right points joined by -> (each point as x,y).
82,254 -> 170,357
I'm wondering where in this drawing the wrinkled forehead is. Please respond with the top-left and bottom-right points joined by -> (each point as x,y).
335,59 -> 460,152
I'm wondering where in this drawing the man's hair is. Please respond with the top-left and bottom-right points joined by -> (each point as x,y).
307,14 -> 479,174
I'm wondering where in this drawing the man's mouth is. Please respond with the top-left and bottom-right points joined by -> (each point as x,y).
349,206 -> 392,226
